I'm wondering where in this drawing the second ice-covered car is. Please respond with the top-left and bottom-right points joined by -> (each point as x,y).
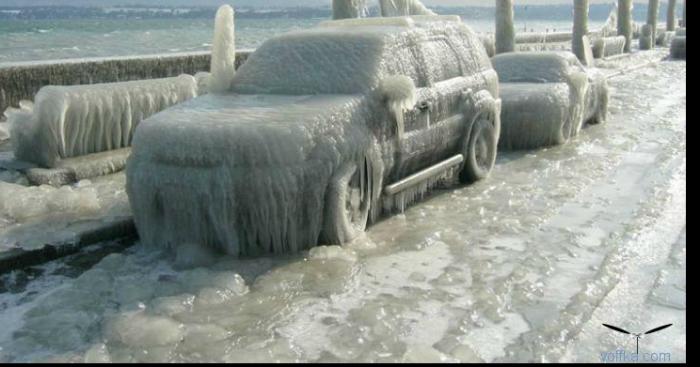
492,51 -> 609,150
126,17 -> 501,256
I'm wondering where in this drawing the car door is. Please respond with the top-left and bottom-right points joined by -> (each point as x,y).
394,36 -> 470,178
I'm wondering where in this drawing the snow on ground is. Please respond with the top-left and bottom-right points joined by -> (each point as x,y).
0,50 -> 685,362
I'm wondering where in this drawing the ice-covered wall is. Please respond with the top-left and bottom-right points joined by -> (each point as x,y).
0,51 -> 252,119
11,75 -> 198,168
379,0 -> 436,17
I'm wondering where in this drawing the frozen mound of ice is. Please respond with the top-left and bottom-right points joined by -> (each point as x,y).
656,30 -> 674,47
599,3 -> 618,37
670,36 -> 686,59
639,24 -> 654,50
332,0 -> 369,20
10,75 -> 198,168
194,72 -> 211,95
0,181 -> 100,223
209,5 -> 235,94
591,36 -> 626,58
379,0 -> 436,17
493,52 -> 591,150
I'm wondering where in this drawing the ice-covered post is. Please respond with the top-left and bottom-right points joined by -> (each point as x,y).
682,0 -> 686,27
209,5 -> 236,94
572,0 -> 590,63
618,0 -> 633,52
667,0 -> 677,31
641,0 -> 659,50
495,0 -> 515,54
333,0 -> 366,20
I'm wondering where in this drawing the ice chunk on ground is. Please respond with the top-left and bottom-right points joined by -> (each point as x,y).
0,181 -> 100,223
591,36 -> 626,58
208,5 -> 235,94
10,75 -> 198,168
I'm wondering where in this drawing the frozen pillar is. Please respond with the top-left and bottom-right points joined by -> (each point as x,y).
209,5 -> 235,94
495,0 -> 515,54
667,0 -> 677,31
682,0 -> 686,27
617,0 -> 633,52
572,0 -> 590,63
641,0 -> 659,50
333,0 -> 366,20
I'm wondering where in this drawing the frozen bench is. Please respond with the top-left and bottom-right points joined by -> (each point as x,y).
8,75 -> 199,184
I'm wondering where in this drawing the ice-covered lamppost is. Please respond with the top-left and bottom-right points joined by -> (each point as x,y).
209,5 -> 236,94
572,0 -> 593,66
495,0 -> 515,54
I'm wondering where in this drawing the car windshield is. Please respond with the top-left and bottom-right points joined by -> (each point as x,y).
493,53 -> 571,83
230,30 -> 387,95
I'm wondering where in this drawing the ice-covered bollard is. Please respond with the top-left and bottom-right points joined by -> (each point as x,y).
617,0 -> 633,52
495,0 -> 515,54
670,36 -> 686,59
640,0 -> 660,50
572,0 -> 591,65
209,5 -> 236,94
333,0 -> 368,19
667,0 -> 677,31
379,0 -> 436,17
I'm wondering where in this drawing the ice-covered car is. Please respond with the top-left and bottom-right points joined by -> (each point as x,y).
126,16 -> 501,257
492,51 -> 609,150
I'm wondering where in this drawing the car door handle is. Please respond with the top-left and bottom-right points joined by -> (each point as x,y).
418,101 -> 431,111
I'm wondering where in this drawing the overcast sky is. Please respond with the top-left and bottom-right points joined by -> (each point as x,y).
0,0 -> 654,6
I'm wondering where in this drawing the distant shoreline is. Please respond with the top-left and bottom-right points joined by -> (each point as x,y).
0,4 -> 661,22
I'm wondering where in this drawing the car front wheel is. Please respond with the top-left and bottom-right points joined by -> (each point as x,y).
460,118 -> 497,184
322,161 -> 371,245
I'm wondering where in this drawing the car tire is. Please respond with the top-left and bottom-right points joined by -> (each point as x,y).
322,161 -> 371,245
460,118 -> 497,184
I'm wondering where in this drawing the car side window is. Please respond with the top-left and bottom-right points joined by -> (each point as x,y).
418,37 -> 463,85
381,42 -> 429,88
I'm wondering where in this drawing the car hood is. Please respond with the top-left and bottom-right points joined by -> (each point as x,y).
131,93 -> 365,168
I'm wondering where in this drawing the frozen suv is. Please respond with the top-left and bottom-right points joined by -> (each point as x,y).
126,16 -> 501,256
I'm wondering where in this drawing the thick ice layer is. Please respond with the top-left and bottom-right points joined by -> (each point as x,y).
126,93 -> 373,257
209,5 -> 235,94
10,75 -> 198,168
379,0 -> 436,17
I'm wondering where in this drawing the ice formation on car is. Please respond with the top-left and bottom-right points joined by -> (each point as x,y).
10,75 -> 198,168
126,18 -> 498,257
493,52 -> 593,150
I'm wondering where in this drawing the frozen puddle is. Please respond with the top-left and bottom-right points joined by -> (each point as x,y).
0,52 -> 686,362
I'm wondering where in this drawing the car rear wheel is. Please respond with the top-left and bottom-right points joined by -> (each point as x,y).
460,118 -> 497,184
322,161 -> 371,245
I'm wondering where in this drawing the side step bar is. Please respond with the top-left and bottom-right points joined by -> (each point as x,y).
384,154 -> 464,196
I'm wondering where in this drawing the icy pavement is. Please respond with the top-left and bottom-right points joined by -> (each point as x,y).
0,50 -> 685,362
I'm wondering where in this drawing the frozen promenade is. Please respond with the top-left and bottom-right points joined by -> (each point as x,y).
0,49 -> 685,362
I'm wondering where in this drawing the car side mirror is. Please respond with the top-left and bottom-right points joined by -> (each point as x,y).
377,75 -> 417,139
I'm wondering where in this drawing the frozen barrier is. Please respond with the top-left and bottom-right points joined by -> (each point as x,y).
591,36 -> 626,58
515,32 -> 573,44
11,75 -> 198,168
515,42 -> 570,52
0,50 -> 252,117
670,36 -> 686,59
